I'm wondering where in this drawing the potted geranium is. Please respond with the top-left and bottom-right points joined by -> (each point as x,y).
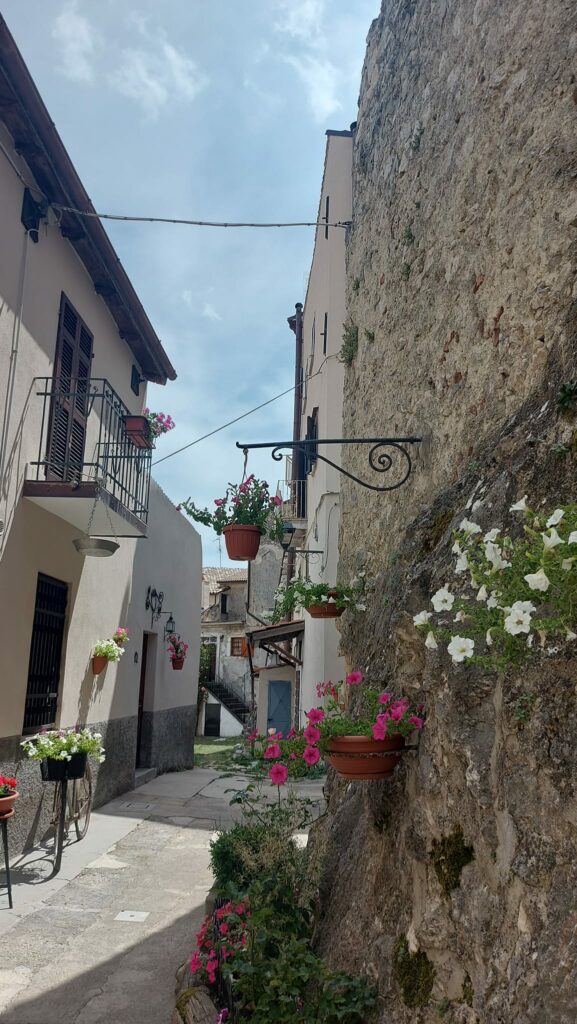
21,727 -> 105,782
0,774 -> 18,815
112,627 -> 129,647
272,575 -> 367,622
180,475 -> 284,561
92,638 -> 124,675
167,633 -> 189,670
123,409 -> 175,450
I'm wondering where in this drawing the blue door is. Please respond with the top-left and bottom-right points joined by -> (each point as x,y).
267,679 -> 291,737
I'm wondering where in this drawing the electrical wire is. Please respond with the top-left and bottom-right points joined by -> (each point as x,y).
52,205 -> 350,230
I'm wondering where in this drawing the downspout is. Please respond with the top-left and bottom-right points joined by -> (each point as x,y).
286,301 -> 303,588
0,226 -> 31,511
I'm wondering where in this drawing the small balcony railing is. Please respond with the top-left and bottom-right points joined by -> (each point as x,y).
276,478 -> 307,522
28,377 -> 152,523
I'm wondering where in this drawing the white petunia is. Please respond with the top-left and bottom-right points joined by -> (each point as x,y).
431,587 -> 455,612
562,558 -> 574,571
455,552 -> 469,573
425,631 -> 438,650
355,603 -> 367,611
484,541 -> 511,570
483,528 -> 500,543
524,568 -> 551,592
452,540 -> 462,555
320,594 -> 328,602
413,610 -> 432,626
327,597 -> 336,604
447,635 -> 475,663
546,509 -> 565,527
486,591 -> 500,609
510,496 -> 528,512
510,600 -> 536,614
565,629 -> 577,641
476,585 -> 488,602
504,609 -> 532,635
459,519 -> 482,535
486,629 -> 493,646
568,532 -> 577,545
542,528 -> 564,551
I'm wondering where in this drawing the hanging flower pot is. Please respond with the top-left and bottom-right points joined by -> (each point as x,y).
324,735 -> 405,781
123,415 -> 153,450
0,775 -> 18,816
223,524 -> 262,561
171,657 -> 184,671
92,655 -> 108,674
41,752 -> 88,782
307,595 -> 345,619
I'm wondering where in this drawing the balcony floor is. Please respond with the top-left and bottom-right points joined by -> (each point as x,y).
23,480 -> 147,537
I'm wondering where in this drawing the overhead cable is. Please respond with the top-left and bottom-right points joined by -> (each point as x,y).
53,205 -> 350,230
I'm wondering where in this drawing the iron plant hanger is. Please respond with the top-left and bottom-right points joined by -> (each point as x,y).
236,437 -> 422,492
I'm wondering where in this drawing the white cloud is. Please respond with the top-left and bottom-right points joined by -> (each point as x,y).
52,0 -> 99,83
202,303 -> 222,322
274,0 -> 326,41
109,42 -> 207,119
283,55 -> 342,122
182,293 -> 222,322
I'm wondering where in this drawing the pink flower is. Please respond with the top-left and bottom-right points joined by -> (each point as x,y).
303,745 -> 321,766
303,724 -> 321,745
290,752 -> 297,760
264,742 -> 281,760
287,727 -> 297,739
175,504 -> 182,512
219,923 -> 229,935
246,730 -> 258,743
269,763 -> 288,786
214,499 -> 225,507
239,483 -> 249,494
372,720 -> 387,741
231,496 -> 240,504
271,495 -> 283,506
306,707 -> 325,724
378,692 -> 391,705
408,715 -> 424,730
346,671 -> 364,685
190,952 -> 202,973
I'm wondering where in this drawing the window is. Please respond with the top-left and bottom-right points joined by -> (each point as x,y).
220,593 -> 228,615
305,408 -> 318,474
311,316 -> 316,355
23,574 -> 68,733
321,312 -> 328,355
47,294 -> 93,482
230,637 -> 248,657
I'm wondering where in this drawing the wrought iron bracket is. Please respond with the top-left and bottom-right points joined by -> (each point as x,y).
236,437 -> 422,492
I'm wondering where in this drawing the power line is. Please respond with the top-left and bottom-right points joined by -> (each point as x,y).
53,205 -> 350,230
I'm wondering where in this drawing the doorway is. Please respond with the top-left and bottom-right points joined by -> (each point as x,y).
204,702 -> 221,737
267,679 -> 292,737
136,633 -> 156,767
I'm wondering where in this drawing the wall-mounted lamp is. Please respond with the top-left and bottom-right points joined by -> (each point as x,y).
280,521 -> 296,551
164,614 -> 176,641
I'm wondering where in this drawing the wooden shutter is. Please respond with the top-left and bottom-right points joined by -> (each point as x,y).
47,295 -> 93,481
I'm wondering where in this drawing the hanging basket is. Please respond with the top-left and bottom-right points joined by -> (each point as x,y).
123,415 -> 153,450
0,791 -> 18,816
74,537 -> 119,557
171,658 -> 184,671
92,655 -> 108,674
223,524 -> 262,561
324,735 -> 405,781
41,753 -> 87,782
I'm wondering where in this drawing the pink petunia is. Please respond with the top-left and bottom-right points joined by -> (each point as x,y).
264,742 -> 281,760
303,724 -> 321,745
214,498 -> 226,506
219,923 -> 229,935
346,671 -> 364,685
378,692 -> 391,705
290,752 -> 297,760
287,727 -> 297,739
246,730 -> 258,743
408,715 -> 424,730
306,707 -> 325,724
269,763 -> 289,786
303,745 -> 321,766
271,495 -> 283,506
372,720 -> 386,741
231,496 -> 240,504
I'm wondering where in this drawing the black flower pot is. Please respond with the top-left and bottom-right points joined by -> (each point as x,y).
41,752 -> 88,782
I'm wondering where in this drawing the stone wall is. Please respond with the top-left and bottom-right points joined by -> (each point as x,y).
311,2 -> 577,1022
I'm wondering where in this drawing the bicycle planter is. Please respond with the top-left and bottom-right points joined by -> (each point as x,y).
324,735 -> 405,780
40,752 -> 88,782
223,524 -> 262,561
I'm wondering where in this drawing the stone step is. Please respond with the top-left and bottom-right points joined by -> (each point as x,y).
133,767 -> 158,788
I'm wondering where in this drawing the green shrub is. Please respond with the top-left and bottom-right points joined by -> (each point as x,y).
339,321 -> 359,365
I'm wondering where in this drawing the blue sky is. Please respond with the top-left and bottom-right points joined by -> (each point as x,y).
3,0 -> 377,564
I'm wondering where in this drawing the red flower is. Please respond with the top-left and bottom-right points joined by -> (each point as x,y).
269,763 -> 288,785
264,743 -> 281,760
303,746 -> 320,766
306,707 -> 325,724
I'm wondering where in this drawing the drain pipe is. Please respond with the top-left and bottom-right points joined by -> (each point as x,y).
0,226 -> 31,508
286,301 -> 303,588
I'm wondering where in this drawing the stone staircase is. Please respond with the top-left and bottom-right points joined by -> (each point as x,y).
204,679 -> 252,725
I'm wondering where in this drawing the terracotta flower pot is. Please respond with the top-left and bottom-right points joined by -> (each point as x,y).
324,735 -> 405,781
306,602 -> 344,619
41,752 -> 88,782
0,791 -> 18,816
223,524 -> 262,561
123,415 -> 153,450
92,655 -> 108,675
172,658 -> 184,670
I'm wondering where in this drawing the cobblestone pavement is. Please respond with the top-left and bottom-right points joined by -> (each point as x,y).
0,768 -> 325,1023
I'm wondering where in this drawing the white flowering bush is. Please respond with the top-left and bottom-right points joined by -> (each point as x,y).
413,498 -> 577,668
93,639 -> 124,662
21,728 -> 105,763
271,574 -> 367,623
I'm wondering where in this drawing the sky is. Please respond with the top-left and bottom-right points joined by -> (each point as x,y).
3,0 -> 378,565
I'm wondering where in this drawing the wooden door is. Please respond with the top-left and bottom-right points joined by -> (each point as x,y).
267,679 -> 292,737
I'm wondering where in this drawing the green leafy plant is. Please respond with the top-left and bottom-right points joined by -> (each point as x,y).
180,474 -> 284,543
413,499 -> 577,669
339,321 -> 359,365
21,728 -> 105,762
403,225 -> 415,245
394,937 -> 435,1008
431,826 -> 474,896
272,575 -> 367,622
557,380 -> 577,415
552,443 -> 570,458
92,638 -> 124,662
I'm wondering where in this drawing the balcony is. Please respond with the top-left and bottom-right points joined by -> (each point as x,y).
276,478 -> 307,524
23,377 -> 152,538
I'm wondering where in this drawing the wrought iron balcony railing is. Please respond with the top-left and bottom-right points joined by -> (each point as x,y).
276,478 -> 307,522
28,377 -> 152,523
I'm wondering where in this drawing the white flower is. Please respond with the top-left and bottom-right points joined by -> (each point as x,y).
99,756 -> 106,763
459,519 -> 482,535
568,532 -> 577,545
565,629 -> 577,641
413,611 -> 432,626
357,570 -> 366,577
562,558 -> 574,571
542,528 -> 564,551
355,603 -> 367,612
504,609 -> 532,635
510,600 -> 536,614
452,540 -> 462,555
320,594 -> 328,602
510,496 -> 528,512
431,587 -> 455,612
327,596 -> 336,604
524,568 -> 551,592
476,585 -> 488,602
484,541 -> 511,570
455,552 -> 469,573
486,591 -> 500,609
454,610 -> 466,622
486,629 -> 493,646
447,635 -> 475,663
424,631 -> 438,650
483,528 -> 500,543
546,509 -> 564,527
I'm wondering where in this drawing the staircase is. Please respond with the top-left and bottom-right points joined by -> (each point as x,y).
205,679 -> 252,725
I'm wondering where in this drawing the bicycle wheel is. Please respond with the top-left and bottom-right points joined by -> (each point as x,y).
72,760 -> 92,840
53,780 -> 68,875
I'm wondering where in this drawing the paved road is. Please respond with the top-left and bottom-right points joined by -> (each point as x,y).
0,768 -> 324,1023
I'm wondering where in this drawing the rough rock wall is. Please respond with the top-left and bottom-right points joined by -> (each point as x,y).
311,2 -> 577,1022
